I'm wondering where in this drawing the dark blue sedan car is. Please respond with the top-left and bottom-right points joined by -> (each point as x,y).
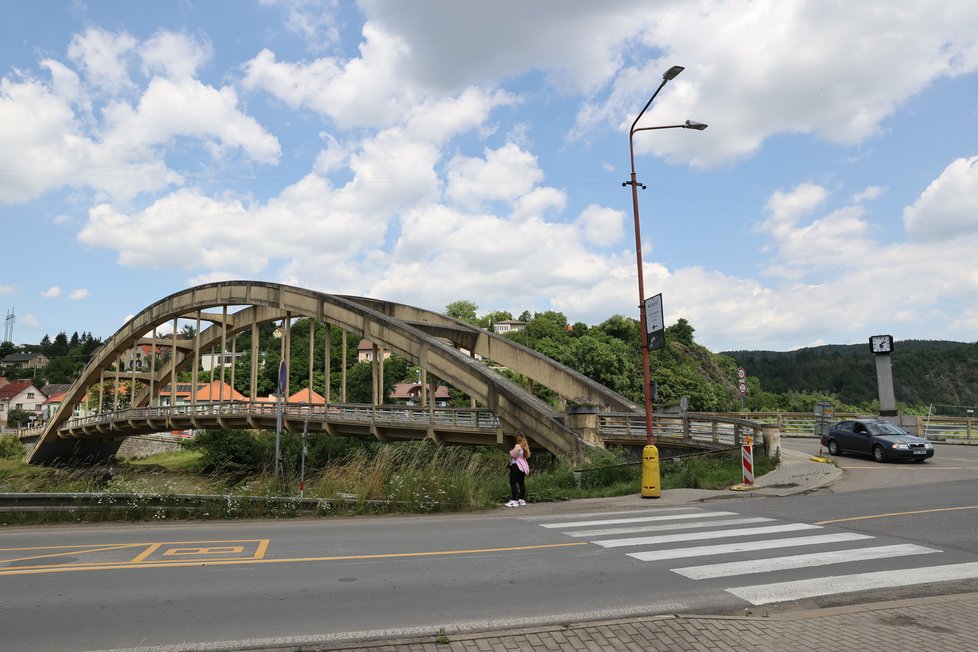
821,419 -> 935,463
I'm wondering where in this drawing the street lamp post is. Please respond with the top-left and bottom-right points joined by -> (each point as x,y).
623,65 -> 707,449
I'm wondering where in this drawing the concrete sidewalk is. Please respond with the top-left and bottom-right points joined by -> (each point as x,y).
266,449 -> 978,651
303,591 -> 978,651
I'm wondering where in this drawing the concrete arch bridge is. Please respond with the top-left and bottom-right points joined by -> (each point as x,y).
27,281 -> 643,465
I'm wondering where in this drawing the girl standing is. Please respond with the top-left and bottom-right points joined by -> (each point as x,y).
506,431 -> 531,507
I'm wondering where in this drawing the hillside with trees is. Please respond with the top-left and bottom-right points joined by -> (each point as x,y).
5,307 -> 976,416
725,340 -> 978,410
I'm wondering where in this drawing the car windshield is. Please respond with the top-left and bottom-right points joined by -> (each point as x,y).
866,422 -> 907,435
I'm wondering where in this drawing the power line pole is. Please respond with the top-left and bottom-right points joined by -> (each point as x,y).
3,308 -> 13,343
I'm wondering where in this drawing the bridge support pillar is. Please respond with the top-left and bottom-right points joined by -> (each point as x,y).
565,411 -> 604,448
760,424 -> 781,458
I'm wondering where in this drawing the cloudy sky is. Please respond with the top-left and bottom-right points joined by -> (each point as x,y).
2,0 -> 977,353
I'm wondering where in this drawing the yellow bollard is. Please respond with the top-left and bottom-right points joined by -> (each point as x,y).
642,444 -> 661,498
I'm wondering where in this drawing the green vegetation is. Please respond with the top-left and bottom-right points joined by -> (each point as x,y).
0,435 -> 26,460
727,340 -> 978,409
0,433 -> 775,524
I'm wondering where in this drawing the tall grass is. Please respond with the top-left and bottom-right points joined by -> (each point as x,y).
0,436 -> 778,522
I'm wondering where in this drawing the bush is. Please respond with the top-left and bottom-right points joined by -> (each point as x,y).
577,447 -> 640,489
185,429 -> 267,476
0,435 -> 26,460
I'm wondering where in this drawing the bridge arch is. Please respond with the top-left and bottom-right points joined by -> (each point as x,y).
28,281 -> 638,464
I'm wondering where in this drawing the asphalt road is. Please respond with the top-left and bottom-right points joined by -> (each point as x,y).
3,439 -> 978,652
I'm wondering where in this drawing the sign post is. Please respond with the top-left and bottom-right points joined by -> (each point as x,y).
737,367 -> 747,411
275,360 -> 287,479
300,414 -> 308,498
813,401 -> 834,460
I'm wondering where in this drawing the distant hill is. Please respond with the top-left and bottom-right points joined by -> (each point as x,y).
724,340 -> 978,407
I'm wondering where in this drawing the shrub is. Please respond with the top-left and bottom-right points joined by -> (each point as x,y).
185,429 -> 266,476
577,447 -> 640,489
0,435 -> 26,460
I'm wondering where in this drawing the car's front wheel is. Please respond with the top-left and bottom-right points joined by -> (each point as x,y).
873,445 -> 887,463
827,439 -> 841,456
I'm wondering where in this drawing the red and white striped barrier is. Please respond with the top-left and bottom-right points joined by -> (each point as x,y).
742,436 -> 754,485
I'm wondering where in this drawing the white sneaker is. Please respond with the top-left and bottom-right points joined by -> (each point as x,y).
505,500 -> 519,507
518,499 -> 526,506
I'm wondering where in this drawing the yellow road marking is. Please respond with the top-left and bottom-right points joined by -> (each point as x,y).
0,541 -> 588,577
816,505 -> 978,525
164,546 -> 245,556
130,543 -> 162,563
0,543 -> 143,566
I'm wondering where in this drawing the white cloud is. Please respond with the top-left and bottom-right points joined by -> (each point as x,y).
242,24 -> 410,129
572,0 -> 978,166
577,204 -> 625,248
69,289 -> 90,300
139,31 -> 213,80
0,34 -> 279,204
40,287 -> 61,298
260,0 -> 341,51
903,156 -> 978,242
67,28 -> 137,93
101,77 -> 281,165
852,186 -> 886,203
445,143 -> 544,210
0,285 -> 14,295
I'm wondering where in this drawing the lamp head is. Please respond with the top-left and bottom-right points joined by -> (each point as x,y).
663,65 -> 685,81
684,120 -> 708,131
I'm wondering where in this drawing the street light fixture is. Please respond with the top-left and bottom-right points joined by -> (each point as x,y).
624,66 -> 708,449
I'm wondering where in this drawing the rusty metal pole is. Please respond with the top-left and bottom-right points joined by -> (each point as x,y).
625,66 -> 708,446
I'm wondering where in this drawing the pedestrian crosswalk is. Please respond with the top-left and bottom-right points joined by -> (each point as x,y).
525,507 -> 978,606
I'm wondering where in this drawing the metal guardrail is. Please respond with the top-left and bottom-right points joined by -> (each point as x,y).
0,491 -> 323,513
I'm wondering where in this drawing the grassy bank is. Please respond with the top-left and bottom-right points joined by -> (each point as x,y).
0,433 -> 777,524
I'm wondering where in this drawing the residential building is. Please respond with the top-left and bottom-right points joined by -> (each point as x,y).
288,388 -> 325,404
492,320 -> 526,335
200,351 -> 245,373
1,351 -> 50,370
0,380 -> 44,427
389,382 -> 451,407
193,380 -> 247,403
120,344 -> 165,370
358,339 -> 392,363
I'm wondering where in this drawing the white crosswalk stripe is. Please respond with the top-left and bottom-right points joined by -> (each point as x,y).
537,510 -> 738,529
626,532 -> 873,561
532,508 -> 968,607
728,562 -> 978,605
594,522 -> 820,548
565,516 -> 774,538
672,543 -> 940,579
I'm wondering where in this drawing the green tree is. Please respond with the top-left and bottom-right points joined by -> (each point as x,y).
479,309 -> 513,329
565,332 -> 639,400
6,408 -> 33,428
667,318 -> 695,347
446,299 -> 479,324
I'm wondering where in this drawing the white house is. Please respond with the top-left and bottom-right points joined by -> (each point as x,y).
492,320 -> 526,334
0,380 -> 44,427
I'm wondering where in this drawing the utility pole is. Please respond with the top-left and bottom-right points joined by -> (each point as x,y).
3,308 -> 13,343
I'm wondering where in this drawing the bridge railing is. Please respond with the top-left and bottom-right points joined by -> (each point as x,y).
56,402 -> 503,433
597,412 -> 779,449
